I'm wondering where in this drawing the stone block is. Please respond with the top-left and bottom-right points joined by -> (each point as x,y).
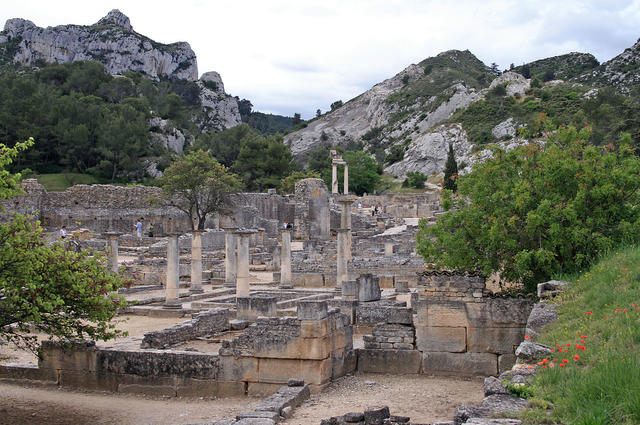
298,300 -> 328,320
422,352 -> 497,376
465,299 -> 533,328
328,299 -> 357,324
58,370 -> 118,392
414,301 -> 469,328
467,327 -> 524,354
331,328 -> 347,351
342,279 -> 359,298
393,343 -> 414,350
216,381 -> 248,397
0,364 -> 58,382
357,349 -> 421,374
39,341 -> 98,372
300,319 -> 329,338
258,358 -> 331,385
378,275 -> 394,288
498,354 -> 517,373
235,417 -> 276,425
395,280 -> 409,293
218,355 -> 259,382
357,274 -> 381,302
364,405 -> 390,425
293,273 -> 325,287
237,410 -> 280,421
416,326 -> 467,352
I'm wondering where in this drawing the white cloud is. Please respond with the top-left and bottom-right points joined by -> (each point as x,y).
2,0 -> 640,118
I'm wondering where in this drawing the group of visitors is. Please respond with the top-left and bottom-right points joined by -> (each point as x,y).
135,218 -> 154,237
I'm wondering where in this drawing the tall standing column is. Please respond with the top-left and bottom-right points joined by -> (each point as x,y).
336,228 -> 350,287
332,163 -> 339,194
164,233 -> 182,309
190,230 -> 204,294
280,229 -> 292,289
235,230 -> 255,298
343,164 -> 349,195
337,197 -> 354,261
102,232 -> 120,274
223,227 -> 238,287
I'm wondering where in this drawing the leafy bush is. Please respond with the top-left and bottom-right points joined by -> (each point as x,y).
417,126 -> 640,293
402,171 -> 427,189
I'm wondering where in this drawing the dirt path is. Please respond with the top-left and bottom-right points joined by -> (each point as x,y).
282,373 -> 484,424
0,383 -> 261,425
0,373 -> 483,425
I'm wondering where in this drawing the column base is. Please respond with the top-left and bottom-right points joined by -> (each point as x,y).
163,299 -> 182,309
279,283 -> 294,289
189,285 -> 204,294
223,281 -> 236,288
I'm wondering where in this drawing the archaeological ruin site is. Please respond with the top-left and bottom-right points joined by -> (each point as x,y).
0,174 -> 554,425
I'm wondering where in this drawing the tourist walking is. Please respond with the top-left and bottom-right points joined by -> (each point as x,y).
135,219 -> 143,238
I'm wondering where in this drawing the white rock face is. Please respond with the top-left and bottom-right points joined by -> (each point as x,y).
2,9 -> 198,81
196,72 -> 241,130
284,64 -> 424,157
492,118 -> 517,139
149,117 -> 188,153
489,71 -> 530,97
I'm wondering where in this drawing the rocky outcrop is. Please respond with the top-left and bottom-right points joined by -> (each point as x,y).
196,71 -> 242,130
488,72 -> 530,97
1,10 -> 198,80
575,38 -> 640,93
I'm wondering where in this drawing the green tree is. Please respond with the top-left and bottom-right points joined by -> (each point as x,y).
322,151 -> 380,195
330,100 -> 343,111
1,138 -> 129,353
158,150 -> 241,230
292,113 -> 302,126
443,144 -> 458,192
417,126 -> 640,293
403,171 -> 427,189
233,135 -> 294,192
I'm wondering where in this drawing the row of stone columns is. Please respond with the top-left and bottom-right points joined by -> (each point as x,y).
331,160 -> 349,194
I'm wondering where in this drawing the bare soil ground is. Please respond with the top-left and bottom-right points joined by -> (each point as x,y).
0,373 -> 483,425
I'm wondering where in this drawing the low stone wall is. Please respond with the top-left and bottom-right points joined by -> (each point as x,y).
141,308 -> 229,349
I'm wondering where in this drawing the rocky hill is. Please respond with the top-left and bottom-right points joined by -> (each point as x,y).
286,39 -> 640,179
575,38 -> 640,93
0,10 -> 241,133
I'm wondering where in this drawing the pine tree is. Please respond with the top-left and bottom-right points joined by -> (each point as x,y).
443,144 -> 458,192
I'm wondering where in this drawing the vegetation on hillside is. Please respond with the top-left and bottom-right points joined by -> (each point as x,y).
417,126 -> 640,294
519,246 -> 640,424
450,82 -> 640,147
512,52 -> 599,82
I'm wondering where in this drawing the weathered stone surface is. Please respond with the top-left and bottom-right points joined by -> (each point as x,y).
454,395 -> 528,424
514,341 -> 553,363
141,308 -> 228,349
298,300 -> 328,320
357,349 -> 421,374
488,72 -> 530,97
415,326 -> 466,352
364,405 -> 390,425
422,352 -> 497,376
465,420 -> 522,425
483,376 -> 508,396
356,304 -> 412,326
498,354 -> 517,373
3,10 -> 198,80
467,327 -> 524,354
537,280 -> 569,299
357,274 -> 381,302
524,303 -> 558,338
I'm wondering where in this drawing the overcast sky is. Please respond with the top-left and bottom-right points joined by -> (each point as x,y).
3,1 -> 640,118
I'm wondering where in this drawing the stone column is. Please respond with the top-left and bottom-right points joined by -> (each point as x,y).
223,227 -> 238,287
235,230 -> 255,298
102,232 -> 120,274
343,164 -> 349,195
257,228 -> 265,249
337,197 -> 354,261
332,163 -> 339,194
385,242 -> 394,257
164,233 -> 182,309
336,228 -> 350,288
190,230 -> 204,294
280,229 -> 293,289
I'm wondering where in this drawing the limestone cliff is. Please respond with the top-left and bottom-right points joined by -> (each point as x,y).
0,10 -> 198,81
575,38 -> 640,93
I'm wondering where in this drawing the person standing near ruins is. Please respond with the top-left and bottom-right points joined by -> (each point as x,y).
135,219 -> 143,238
60,225 -> 67,239
148,222 -> 154,238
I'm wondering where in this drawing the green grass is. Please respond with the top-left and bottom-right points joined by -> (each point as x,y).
520,245 -> 640,424
36,173 -> 99,191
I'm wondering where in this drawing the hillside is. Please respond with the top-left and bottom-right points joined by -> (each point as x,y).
0,10 -> 241,134
286,40 -> 640,180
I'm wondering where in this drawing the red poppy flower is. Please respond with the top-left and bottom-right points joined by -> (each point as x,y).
616,309 -> 621,312
551,349 -> 555,352
604,318 -> 608,320
543,365 -> 547,368
527,365 -> 534,369
624,309 -> 628,312
574,355 -> 580,361
560,364 -> 565,368
562,359 -> 569,363
525,335 -> 530,339
587,312 -> 592,315
581,340 -> 585,343
623,268 -> 627,271
566,343 -> 571,346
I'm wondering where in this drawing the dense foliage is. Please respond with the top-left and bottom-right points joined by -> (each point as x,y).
194,124 -> 294,192
451,82 -> 640,148
0,140 -> 129,352
442,144 -> 458,192
417,126 -> 640,293
157,150 -> 241,230
0,61 -> 203,181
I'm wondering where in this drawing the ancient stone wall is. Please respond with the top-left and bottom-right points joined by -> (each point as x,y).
294,178 -> 330,241
141,308 -> 229,349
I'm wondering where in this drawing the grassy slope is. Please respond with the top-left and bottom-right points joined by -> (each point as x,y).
521,246 -> 640,424
36,173 -> 99,191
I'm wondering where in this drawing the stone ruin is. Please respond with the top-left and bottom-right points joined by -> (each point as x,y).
0,177 -> 537,424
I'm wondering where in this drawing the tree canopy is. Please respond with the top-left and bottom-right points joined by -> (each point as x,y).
0,139 -> 129,352
417,126 -> 640,293
158,149 -> 241,230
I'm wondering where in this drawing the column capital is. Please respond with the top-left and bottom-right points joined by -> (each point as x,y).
336,196 -> 356,205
